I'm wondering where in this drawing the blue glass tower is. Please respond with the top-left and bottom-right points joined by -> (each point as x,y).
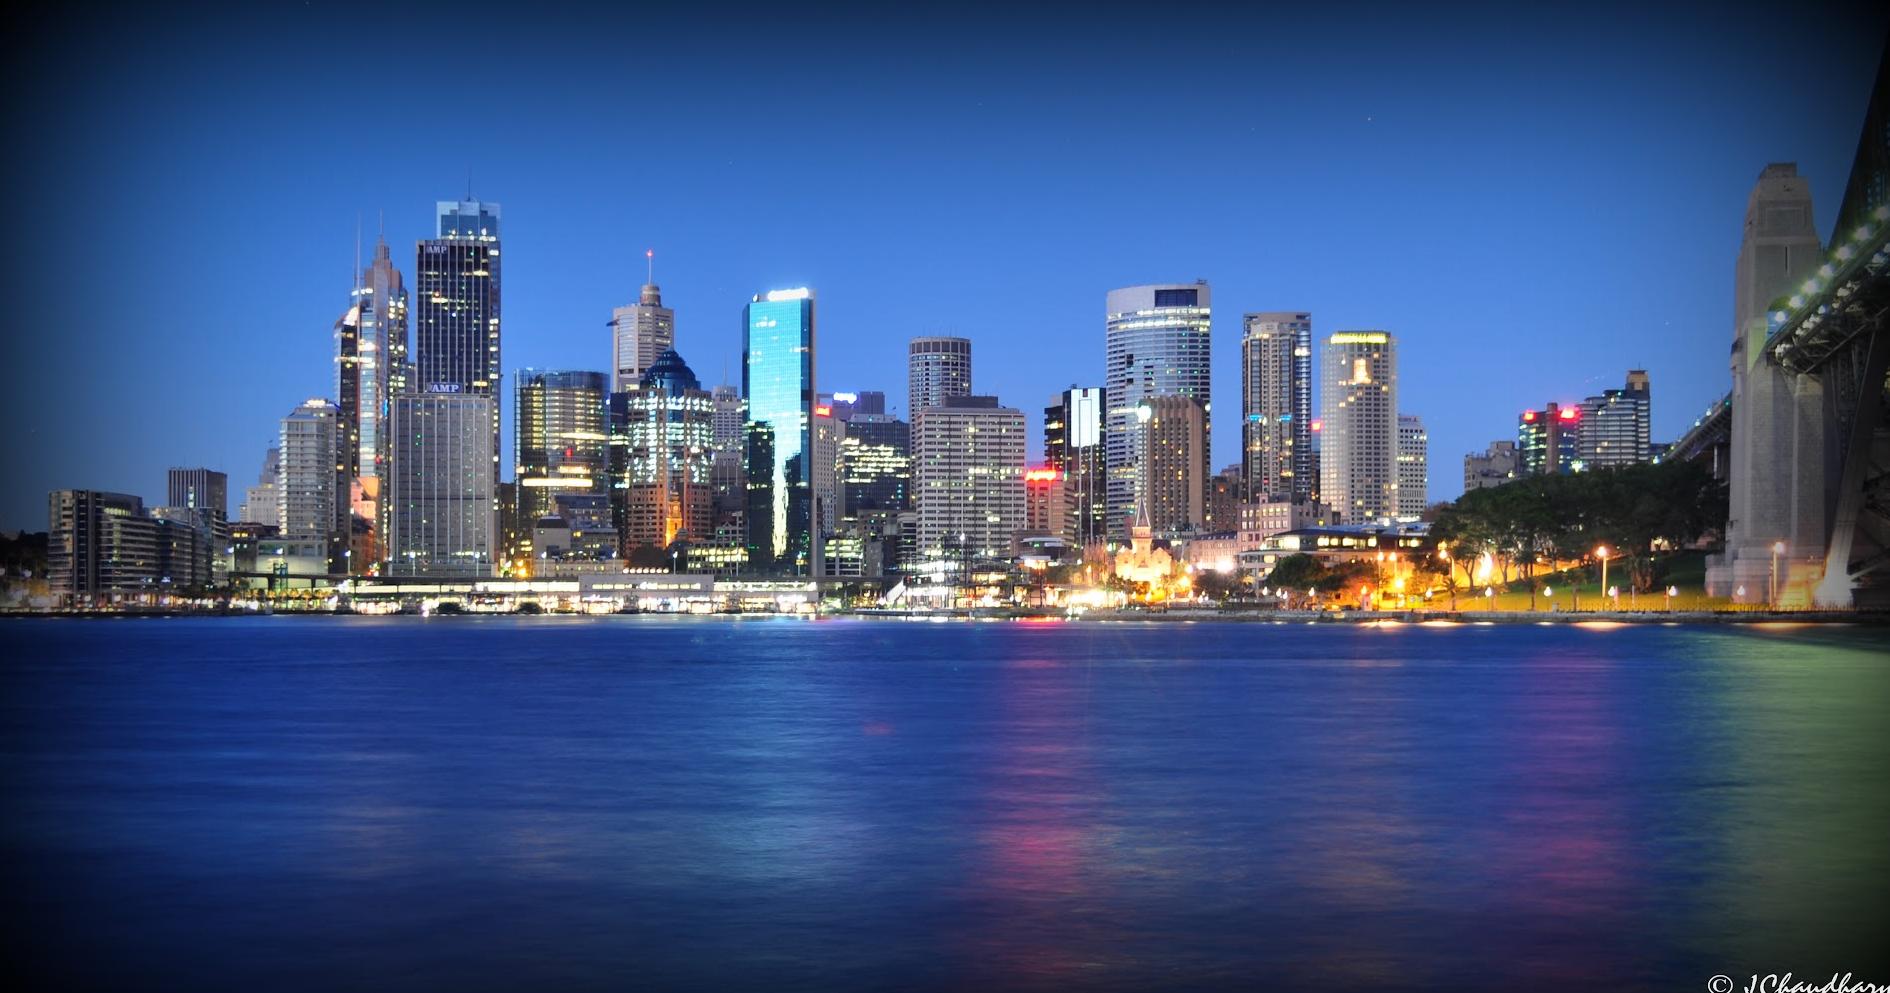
742,289 -> 815,573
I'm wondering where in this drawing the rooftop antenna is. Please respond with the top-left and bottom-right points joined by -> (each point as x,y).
646,248 -> 654,285
466,166 -> 473,201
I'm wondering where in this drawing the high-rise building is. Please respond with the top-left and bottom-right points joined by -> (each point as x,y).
1464,440 -> 1519,492
709,384 -> 748,542
1577,370 -> 1652,469
1206,465 -> 1244,532
1518,403 -> 1581,476
1141,394 -> 1207,532
387,393 -> 496,576
278,399 -> 344,569
415,199 -> 502,482
610,257 -> 675,393
840,414 -> 911,515
908,337 -> 971,416
913,396 -> 1026,569
514,369 -> 608,536
167,468 -> 227,523
1318,331 -> 1397,523
48,490 -> 152,601
1396,414 -> 1429,518
1045,386 -> 1106,547
1241,312 -> 1312,503
744,288 -> 816,574
167,467 -> 230,583
616,350 -> 715,551
342,237 -> 408,560
1105,282 -> 1211,537
813,407 -> 844,573
1024,467 -> 1067,538
238,446 -> 279,525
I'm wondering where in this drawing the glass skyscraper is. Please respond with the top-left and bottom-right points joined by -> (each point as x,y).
415,200 -> 502,476
1241,312 -> 1312,503
1104,282 -> 1212,538
514,369 -> 608,533
743,289 -> 815,573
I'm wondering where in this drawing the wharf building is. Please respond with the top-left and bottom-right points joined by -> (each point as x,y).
48,490 -> 210,601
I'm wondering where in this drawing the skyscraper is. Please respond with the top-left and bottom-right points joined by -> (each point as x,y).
1518,403 -> 1581,476
709,384 -> 748,543
1141,394 -> 1207,532
839,413 -> 912,515
1577,370 -> 1652,468
278,399 -> 344,570
387,393 -> 496,576
1044,386 -> 1106,547
1241,311 -> 1312,502
415,199 -> 502,478
743,288 -> 816,574
1318,331 -> 1397,523
1396,414 -> 1429,518
345,236 -> 408,560
616,350 -> 715,551
238,446 -> 279,525
610,256 -> 675,393
908,337 -> 971,415
514,369 -> 608,533
1105,282 -> 1211,537
912,396 -> 1026,569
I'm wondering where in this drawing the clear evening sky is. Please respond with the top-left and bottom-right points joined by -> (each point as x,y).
3,1 -> 1885,532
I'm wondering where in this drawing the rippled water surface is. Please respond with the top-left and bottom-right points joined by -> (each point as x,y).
3,617 -> 1887,992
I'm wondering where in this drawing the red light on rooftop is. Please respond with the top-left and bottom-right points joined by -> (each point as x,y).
1522,411 -> 1537,422
1024,468 -> 1060,482
815,405 -> 832,417
1559,407 -> 1579,420
1310,419 -> 1323,432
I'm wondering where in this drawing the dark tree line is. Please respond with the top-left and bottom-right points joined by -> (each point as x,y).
1429,459 -> 1727,593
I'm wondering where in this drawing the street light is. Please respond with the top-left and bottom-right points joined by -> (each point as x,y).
1484,586 -> 1495,610
1770,540 -> 1786,606
1595,545 -> 1610,609
1666,585 -> 1677,611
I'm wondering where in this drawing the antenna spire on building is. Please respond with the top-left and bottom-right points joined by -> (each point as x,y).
646,248 -> 654,285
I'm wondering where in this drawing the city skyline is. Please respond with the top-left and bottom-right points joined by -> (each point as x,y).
4,4 -> 1887,533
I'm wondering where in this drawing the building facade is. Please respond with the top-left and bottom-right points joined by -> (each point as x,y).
1396,414 -> 1429,518
514,369 -> 608,535
912,396 -> 1026,569
1518,403 -> 1582,476
278,399 -> 344,570
1463,440 -> 1519,492
1577,370 -> 1652,469
415,199 -> 502,480
907,336 -> 971,416
1241,311 -> 1313,503
1141,394 -> 1207,533
616,350 -> 716,551
743,289 -> 816,574
1318,331 -> 1397,523
387,393 -> 497,576
1044,386 -> 1107,547
611,273 -> 675,393
1105,283 -> 1212,538
839,414 -> 911,515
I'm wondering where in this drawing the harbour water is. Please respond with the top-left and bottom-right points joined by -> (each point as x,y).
3,617 -> 1887,991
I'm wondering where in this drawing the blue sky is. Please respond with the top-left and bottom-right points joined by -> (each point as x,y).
2,1 -> 1884,531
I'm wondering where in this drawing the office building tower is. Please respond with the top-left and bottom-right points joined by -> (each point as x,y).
839,414 -> 911,515
1024,467 -> 1067,538
908,337 -> 971,415
823,390 -> 885,422
1397,414 -> 1429,518
1206,465 -> 1244,531
415,198 -> 502,477
238,447 -> 279,524
514,369 -> 608,534
48,490 -> 151,601
340,236 -> 408,559
167,468 -> 227,523
278,399 -> 344,569
912,396 -> 1026,568
709,384 -> 748,539
1518,403 -> 1581,476
1105,282 -> 1212,537
744,288 -> 816,573
1577,370 -> 1652,468
1241,312 -> 1313,503
1141,394 -> 1207,532
813,408 -> 844,572
1464,440 -> 1520,492
1045,386 -> 1106,546
616,350 -> 715,550
387,393 -> 496,576
611,259 -> 675,393
1319,331 -> 1398,523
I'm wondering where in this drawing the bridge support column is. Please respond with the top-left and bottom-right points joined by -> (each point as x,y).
1815,331 -> 1889,607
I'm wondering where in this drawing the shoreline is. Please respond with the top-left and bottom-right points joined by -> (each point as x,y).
3,607 -> 1883,625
